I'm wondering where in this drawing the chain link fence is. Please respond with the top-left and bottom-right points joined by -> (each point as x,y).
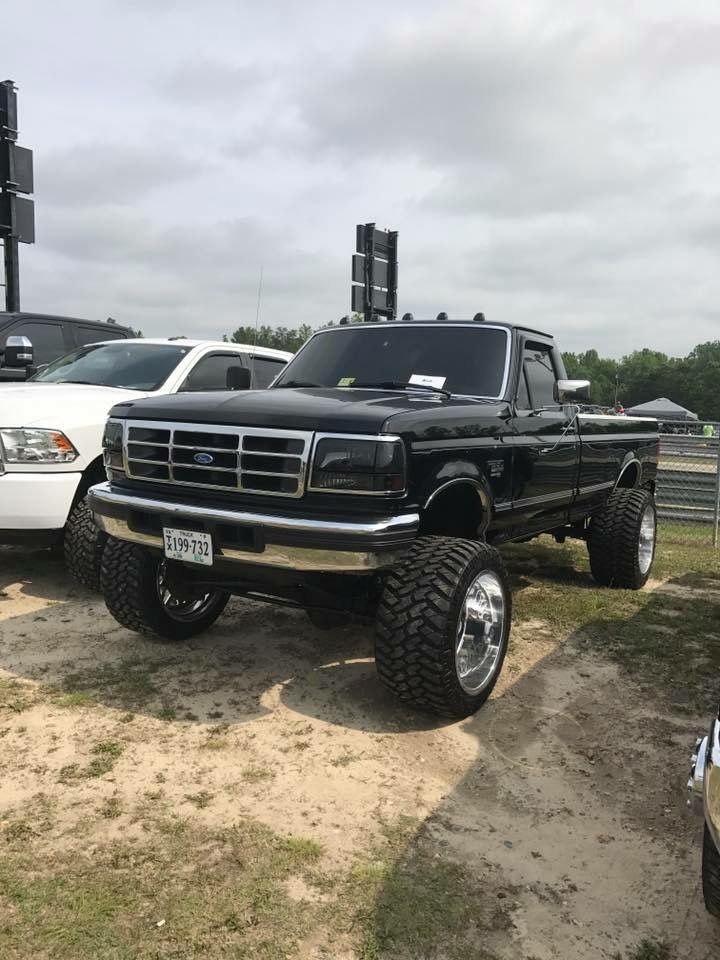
657,422 -> 720,547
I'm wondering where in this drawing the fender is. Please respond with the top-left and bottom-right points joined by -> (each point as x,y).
420,462 -> 494,535
614,453 -> 642,490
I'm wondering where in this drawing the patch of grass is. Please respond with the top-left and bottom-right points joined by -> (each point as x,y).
331,752 -> 360,767
59,658 -> 165,710
615,937 -> 675,960
59,741 -> 125,783
505,537 -> 720,711
185,790 -> 214,810
0,677 -> 36,714
281,836 -> 322,863
241,765 -> 274,784
51,691 -> 95,708
99,796 -> 123,820
156,705 -> 177,721
0,818 -> 324,960
345,816 -> 510,960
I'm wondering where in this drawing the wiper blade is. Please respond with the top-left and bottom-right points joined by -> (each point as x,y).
351,380 -> 452,399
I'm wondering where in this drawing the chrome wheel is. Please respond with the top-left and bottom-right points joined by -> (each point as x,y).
455,571 -> 507,695
638,505 -> 656,575
156,561 -> 219,623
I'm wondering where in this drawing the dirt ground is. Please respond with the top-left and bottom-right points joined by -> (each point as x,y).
1,541 -> 719,959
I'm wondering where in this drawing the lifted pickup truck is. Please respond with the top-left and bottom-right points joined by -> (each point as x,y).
90,318 -> 659,717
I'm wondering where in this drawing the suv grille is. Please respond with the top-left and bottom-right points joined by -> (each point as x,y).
123,420 -> 313,498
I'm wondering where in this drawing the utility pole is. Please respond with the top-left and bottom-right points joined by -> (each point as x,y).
0,80 -> 35,312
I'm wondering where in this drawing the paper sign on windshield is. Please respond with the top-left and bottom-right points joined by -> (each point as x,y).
337,377 -> 355,386
409,374 -> 446,389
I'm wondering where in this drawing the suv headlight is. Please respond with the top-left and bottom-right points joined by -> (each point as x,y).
0,428 -> 78,464
310,435 -> 406,494
102,419 -> 125,480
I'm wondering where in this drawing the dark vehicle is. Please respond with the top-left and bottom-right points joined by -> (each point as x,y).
688,708 -> 720,918
89,318 -> 660,717
0,312 -> 134,381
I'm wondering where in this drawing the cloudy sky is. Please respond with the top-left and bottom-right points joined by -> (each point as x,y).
2,0 -> 719,355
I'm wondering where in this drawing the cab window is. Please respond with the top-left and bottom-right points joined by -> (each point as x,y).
179,353 -> 247,392
522,342 -> 557,408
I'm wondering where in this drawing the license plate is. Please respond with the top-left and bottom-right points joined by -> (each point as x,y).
163,527 -> 213,566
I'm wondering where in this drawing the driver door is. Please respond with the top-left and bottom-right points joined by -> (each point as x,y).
509,339 -> 580,525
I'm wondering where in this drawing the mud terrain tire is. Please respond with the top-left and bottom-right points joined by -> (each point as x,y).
375,537 -> 511,718
64,496 -> 107,591
588,488 -> 656,589
703,824 -> 720,918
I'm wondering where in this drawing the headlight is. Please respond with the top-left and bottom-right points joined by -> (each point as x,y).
310,435 -> 406,494
0,428 -> 78,464
102,419 -> 125,480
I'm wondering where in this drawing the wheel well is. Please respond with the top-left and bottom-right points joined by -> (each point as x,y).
420,482 -> 486,539
616,460 -> 641,490
72,456 -> 106,508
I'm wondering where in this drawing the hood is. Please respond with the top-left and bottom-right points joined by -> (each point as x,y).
111,387 -> 510,438
0,383 -> 146,431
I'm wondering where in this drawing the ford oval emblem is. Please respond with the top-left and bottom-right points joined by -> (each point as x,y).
194,452 -> 214,465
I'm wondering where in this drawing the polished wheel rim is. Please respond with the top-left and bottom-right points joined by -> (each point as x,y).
156,562 -> 218,622
638,505 -> 656,575
455,571 -> 506,695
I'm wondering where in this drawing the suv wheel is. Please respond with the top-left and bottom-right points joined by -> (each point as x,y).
101,537 -> 229,641
587,488 -> 657,589
375,537 -> 510,718
64,495 -> 107,591
703,824 -> 720,918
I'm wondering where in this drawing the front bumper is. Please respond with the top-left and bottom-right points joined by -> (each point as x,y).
688,715 -> 720,849
88,481 -> 419,572
0,471 -> 81,541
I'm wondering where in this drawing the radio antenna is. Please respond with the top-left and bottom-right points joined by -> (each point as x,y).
253,265 -> 264,350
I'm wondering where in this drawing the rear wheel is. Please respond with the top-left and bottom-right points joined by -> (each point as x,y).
64,496 -> 107,591
587,488 -> 656,589
703,824 -> 720,918
375,537 -> 510,718
101,537 -> 229,640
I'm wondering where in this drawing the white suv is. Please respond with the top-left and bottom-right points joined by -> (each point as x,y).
0,338 -> 291,587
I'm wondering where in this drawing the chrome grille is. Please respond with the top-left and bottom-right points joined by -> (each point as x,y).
123,420 -> 313,498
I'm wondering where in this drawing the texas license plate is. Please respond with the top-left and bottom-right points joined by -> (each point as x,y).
163,527 -> 213,566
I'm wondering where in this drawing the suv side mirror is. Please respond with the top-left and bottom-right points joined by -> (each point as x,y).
226,366 -> 251,391
556,379 -> 590,403
4,335 -> 34,368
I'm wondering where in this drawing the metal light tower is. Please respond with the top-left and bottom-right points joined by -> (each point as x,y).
0,80 -> 35,311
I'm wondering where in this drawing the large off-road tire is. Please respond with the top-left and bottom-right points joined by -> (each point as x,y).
64,496 -> 108,591
703,824 -> 720,919
375,537 -> 511,718
100,537 -> 229,641
587,488 -> 657,589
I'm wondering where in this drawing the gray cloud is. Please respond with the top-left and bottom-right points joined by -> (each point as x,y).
6,0 -> 720,358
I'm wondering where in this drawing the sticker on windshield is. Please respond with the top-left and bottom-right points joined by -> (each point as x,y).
409,374 -> 446,389
337,377 -> 356,386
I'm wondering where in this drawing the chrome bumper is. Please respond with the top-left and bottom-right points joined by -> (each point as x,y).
688,716 -> 720,849
88,482 -> 418,573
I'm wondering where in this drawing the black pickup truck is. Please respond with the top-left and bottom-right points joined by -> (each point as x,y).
89,318 -> 659,717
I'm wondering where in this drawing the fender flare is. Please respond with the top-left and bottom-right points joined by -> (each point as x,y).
422,476 -> 493,536
614,454 -> 642,491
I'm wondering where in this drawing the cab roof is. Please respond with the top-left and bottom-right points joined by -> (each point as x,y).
318,319 -> 555,339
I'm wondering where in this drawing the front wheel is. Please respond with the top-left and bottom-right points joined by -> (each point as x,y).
100,537 -> 229,641
703,824 -> 720,918
64,496 -> 107,591
375,537 -> 511,718
587,488 -> 657,589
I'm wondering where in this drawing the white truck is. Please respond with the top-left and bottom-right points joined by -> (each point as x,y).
0,337 -> 291,587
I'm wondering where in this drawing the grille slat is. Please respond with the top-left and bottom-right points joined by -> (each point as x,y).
125,421 -> 312,498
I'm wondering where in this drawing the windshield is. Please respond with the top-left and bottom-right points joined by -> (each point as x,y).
32,343 -> 192,391
273,325 -> 510,397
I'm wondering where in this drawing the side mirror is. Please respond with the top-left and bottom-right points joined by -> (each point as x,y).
226,366 -> 251,391
556,379 -> 590,403
4,335 -> 34,368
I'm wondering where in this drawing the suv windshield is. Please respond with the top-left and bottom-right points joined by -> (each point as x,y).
32,342 -> 191,391
273,324 -> 510,398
